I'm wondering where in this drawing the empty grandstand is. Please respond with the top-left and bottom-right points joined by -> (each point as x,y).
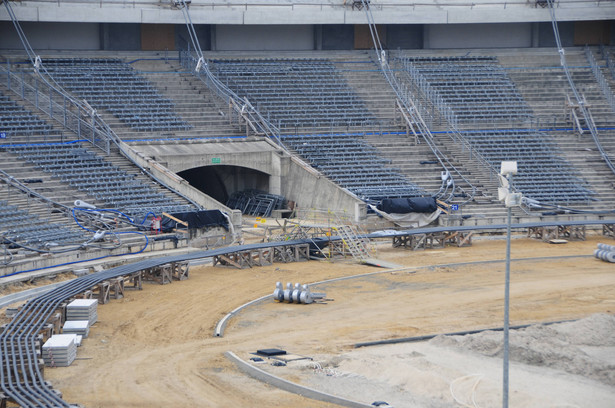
211,58 -> 379,131
395,54 -> 597,206
1,0 -> 615,408
281,133 -> 425,203
0,88 -> 57,140
44,58 -> 192,133
2,143 -> 195,217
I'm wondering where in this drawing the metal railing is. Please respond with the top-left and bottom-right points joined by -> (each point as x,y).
397,59 -> 458,128
178,50 -> 286,147
394,57 -> 509,188
546,0 -> 615,176
585,45 -> 615,114
0,61 -> 111,154
358,0 -> 476,203
2,0 -> 204,212
601,45 -> 615,81
175,0 -> 286,149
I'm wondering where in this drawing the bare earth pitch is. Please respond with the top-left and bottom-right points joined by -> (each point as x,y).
36,236 -> 615,408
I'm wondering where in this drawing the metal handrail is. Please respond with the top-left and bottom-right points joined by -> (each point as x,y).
0,62 -> 203,210
0,168 -> 71,214
2,0 -> 206,211
0,62 -> 111,154
358,0 -> 476,203
178,50 -> 286,148
585,46 -> 615,114
395,57 -> 503,187
174,0 -> 287,150
601,45 -> 615,81
546,0 -> 615,176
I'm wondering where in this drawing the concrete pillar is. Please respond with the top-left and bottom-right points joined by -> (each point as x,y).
355,202 -> 367,223
269,151 -> 280,196
210,25 -> 217,51
531,22 -> 540,48
422,25 -> 430,49
314,25 -> 323,50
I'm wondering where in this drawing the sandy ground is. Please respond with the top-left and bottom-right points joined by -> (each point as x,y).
262,314 -> 615,408
33,234 -> 615,408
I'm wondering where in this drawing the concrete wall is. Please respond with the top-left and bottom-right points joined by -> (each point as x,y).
537,21 -> 575,47
387,25 -> 423,50
322,24 -> 354,50
214,25 -> 314,51
0,21 -> 100,50
100,23 -> 140,51
2,1 -> 614,25
129,140 -> 365,220
176,24 -> 211,51
0,20 -> 606,52
282,156 -> 365,220
122,142 -> 242,227
425,23 -> 533,49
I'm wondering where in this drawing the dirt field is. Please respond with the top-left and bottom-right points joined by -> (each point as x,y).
40,234 -> 615,408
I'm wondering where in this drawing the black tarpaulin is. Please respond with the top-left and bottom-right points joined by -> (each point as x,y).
160,210 -> 229,232
377,197 -> 437,214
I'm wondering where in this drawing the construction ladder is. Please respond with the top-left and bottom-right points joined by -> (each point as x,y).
335,222 -> 372,262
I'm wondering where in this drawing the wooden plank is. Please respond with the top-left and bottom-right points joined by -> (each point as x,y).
457,232 -> 473,247
215,254 -> 243,269
110,277 -> 124,299
162,212 -> 189,227
128,271 -> 143,290
603,224 -> 615,239
95,281 -> 110,304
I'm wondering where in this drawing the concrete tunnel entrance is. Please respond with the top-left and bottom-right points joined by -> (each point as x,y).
177,165 -> 270,205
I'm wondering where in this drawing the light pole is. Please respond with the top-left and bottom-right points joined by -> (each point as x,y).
498,161 -> 522,408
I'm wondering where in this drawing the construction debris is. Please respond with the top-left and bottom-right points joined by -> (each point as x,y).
594,243 -> 615,263
226,190 -> 286,217
273,282 -> 326,304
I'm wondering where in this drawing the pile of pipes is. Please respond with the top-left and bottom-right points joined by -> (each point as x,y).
273,282 -> 326,304
594,243 -> 615,263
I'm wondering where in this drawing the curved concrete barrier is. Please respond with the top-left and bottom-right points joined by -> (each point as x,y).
225,351 -> 373,408
0,281 -> 66,308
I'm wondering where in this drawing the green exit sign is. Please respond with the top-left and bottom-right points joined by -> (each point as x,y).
212,158 -> 221,164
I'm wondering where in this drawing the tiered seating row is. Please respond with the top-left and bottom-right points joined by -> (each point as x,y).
1,144 -> 194,217
212,59 -> 379,130
462,130 -> 594,204
43,58 -> 192,132
282,134 -> 424,202
0,93 -> 55,138
0,200 -> 85,249
399,56 -> 533,124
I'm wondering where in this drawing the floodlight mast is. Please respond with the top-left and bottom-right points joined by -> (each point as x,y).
498,160 -> 521,408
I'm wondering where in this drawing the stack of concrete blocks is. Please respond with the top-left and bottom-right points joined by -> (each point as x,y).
62,320 -> 90,338
42,335 -> 77,367
62,298 -> 98,339
66,299 -> 98,326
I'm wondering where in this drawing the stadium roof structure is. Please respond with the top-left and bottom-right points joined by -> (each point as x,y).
1,0 -> 614,25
